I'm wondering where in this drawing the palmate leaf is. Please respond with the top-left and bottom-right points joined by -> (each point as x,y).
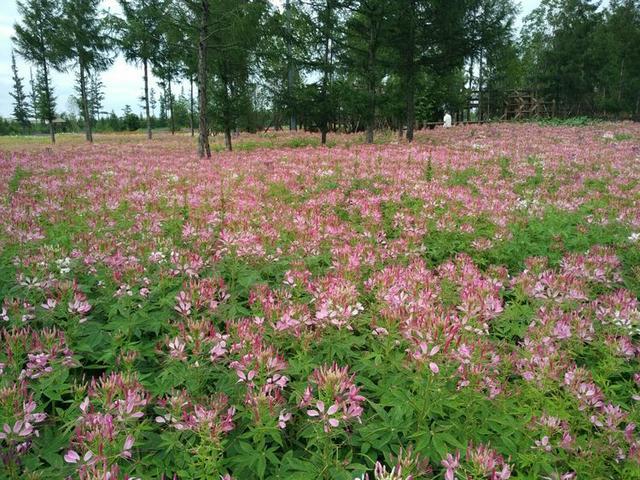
276,451 -> 319,478
32,366 -> 70,402
227,440 -> 281,479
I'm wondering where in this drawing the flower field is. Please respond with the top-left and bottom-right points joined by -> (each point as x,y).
1,123 -> 640,480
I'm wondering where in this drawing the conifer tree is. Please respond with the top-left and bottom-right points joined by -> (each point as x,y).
10,50 -> 31,131
13,0 -> 64,143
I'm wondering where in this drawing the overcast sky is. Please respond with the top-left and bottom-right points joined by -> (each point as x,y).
0,0 -> 541,118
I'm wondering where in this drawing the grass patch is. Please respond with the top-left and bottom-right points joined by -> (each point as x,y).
8,166 -> 31,194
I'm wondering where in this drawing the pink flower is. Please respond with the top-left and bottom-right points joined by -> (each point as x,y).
68,293 -> 91,315
307,401 -> 340,432
80,397 -> 90,414
307,401 -> 324,417
121,434 -> 135,458
441,452 -> 460,480
12,420 -> 33,437
534,435 -> 552,452
372,327 -> 389,336
41,298 -> 57,310
210,340 -> 227,361
168,337 -> 186,361
559,431 -> 574,450
237,369 -> 256,384
175,291 -> 192,316
278,411 -> 292,429
64,450 -> 81,463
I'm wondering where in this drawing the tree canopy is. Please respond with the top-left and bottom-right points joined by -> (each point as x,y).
8,0 -> 640,147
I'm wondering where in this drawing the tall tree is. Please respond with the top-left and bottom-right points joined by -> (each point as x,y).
183,0 -> 211,157
387,0 -> 477,140
198,0 -> 211,157
28,68 -> 38,124
60,0 -> 113,142
75,72 -> 105,124
258,1 -> 308,132
521,0 -> 602,115
207,0 -> 267,151
345,0 -> 393,143
285,0 -> 297,130
33,67 -> 57,129
304,0 -> 345,144
153,20 -> 182,135
88,73 -> 105,122
481,34 -> 522,117
10,51 -> 31,131
465,0 -> 517,119
388,0 -> 419,141
116,0 -> 166,139
595,0 -> 640,115
13,0 -> 64,143
167,2 -> 199,137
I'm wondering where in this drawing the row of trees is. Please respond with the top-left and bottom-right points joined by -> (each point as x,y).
520,0 -> 640,117
12,0 -> 111,143
9,0 -> 640,154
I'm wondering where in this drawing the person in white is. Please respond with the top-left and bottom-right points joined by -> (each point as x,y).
443,112 -> 452,128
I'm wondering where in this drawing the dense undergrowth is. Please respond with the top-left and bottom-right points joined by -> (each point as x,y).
1,124 -> 639,479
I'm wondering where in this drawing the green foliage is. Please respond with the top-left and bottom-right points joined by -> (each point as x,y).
121,104 -> 141,131
13,0 -> 63,135
537,116 -> 597,127
446,167 -> 479,189
522,0 -> 640,117
8,166 -> 31,194
10,51 -> 31,129
59,0 -> 113,140
614,132 -> 634,141
2,166 -> 640,479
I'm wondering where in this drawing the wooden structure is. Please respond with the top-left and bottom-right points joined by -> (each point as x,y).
46,117 -> 69,132
460,89 -> 493,122
501,90 -> 554,120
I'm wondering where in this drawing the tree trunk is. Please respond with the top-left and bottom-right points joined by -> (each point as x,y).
79,63 -> 93,143
42,60 -> 55,144
320,1 -> 331,145
224,127 -> 232,152
221,73 -> 233,152
198,0 -> 211,158
405,76 -> 415,142
143,58 -> 152,139
618,57 -> 625,106
168,79 -> 175,135
478,51 -> 483,120
365,19 -> 376,144
405,0 -> 416,142
190,76 -> 195,137
468,56 -> 474,117
286,0 -> 296,131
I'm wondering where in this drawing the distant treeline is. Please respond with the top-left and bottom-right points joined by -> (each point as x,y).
6,0 -> 640,150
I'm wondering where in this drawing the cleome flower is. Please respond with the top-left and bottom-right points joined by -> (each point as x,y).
155,390 -> 235,438
301,363 -> 365,432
